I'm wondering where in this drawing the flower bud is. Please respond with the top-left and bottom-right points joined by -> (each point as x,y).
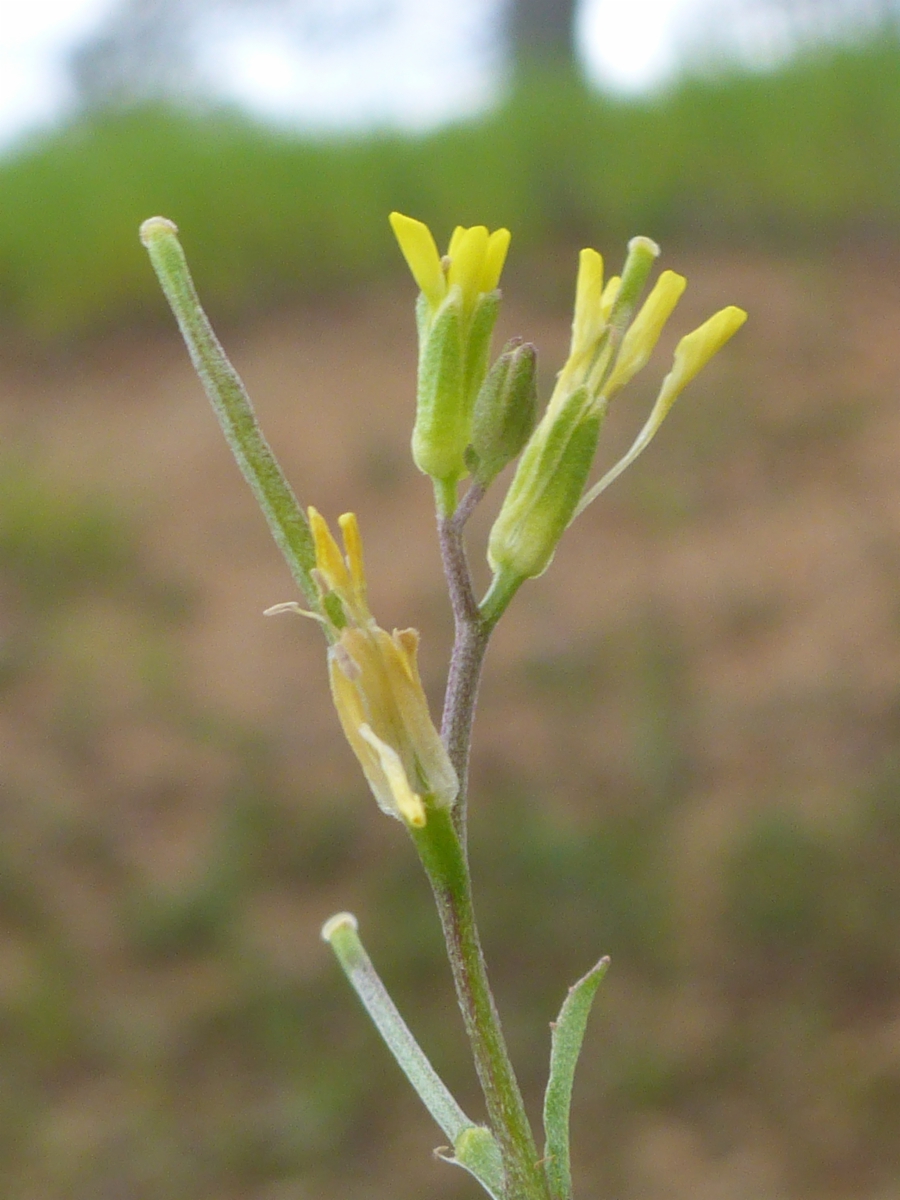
487,387 -> 603,583
411,288 -> 501,485
466,338 -> 538,488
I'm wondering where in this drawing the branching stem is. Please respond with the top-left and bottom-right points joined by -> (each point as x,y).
428,489 -> 550,1200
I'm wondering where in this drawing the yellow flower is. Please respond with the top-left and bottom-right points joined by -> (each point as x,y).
572,304 -> 747,518
485,234 -> 747,588
308,508 -> 458,827
388,212 -> 511,493
389,212 -> 510,320
552,236 -> 659,415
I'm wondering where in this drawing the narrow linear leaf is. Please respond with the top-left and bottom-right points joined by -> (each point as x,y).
542,957 -> 610,1200
140,216 -> 318,608
322,913 -> 505,1198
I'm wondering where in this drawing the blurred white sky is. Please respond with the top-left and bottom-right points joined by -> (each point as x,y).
0,0 -> 720,149
0,0 -> 871,150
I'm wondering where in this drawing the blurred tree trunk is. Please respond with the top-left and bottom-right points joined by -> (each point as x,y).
504,0 -> 580,75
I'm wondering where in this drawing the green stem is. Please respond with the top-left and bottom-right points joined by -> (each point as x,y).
140,216 -> 318,609
433,476 -> 459,519
479,568 -> 525,631
412,806 -> 548,1200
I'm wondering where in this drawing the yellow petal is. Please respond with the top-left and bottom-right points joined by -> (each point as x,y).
308,506 -> 351,593
359,724 -> 427,827
447,225 -> 489,310
599,275 -> 621,323
480,227 -> 511,292
389,212 -> 446,309
447,225 -> 467,258
338,511 -> 367,607
667,305 -> 747,396
605,270 -> 687,397
570,248 -> 604,361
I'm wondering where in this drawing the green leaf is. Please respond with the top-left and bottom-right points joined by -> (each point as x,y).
542,957 -> 609,1200
323,912 -> 508,1198
140,217 -> 318,609
438,1124 -> 506,1200
322,913 -> 471,1142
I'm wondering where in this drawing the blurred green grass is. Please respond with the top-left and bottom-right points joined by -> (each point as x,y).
2,31 -> 900,338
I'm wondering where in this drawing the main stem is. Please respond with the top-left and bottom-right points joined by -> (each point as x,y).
438,500 -> 490,838
412,809 -> 546,1200
425,499 -> 548,1200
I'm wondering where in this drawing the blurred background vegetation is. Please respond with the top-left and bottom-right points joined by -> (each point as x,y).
2,1 -> 900,1198
2,0 -> 900,338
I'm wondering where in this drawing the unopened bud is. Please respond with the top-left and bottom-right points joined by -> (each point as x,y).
466,339 -> 538,488
488,387 -> 603,583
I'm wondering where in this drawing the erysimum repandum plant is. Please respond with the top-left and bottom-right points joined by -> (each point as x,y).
141,212 -> 746,1200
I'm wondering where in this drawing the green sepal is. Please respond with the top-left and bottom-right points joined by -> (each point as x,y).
542,957 -> 609,1200
322,591 -> 347,629
462,289 -> 502,416
140,217 -> 319,610
487,387 -> 603,583
607,237 -> 660,340
412,292 -> 466,483
590,237 -> 660,394
467,339 -> 538,488
414,290 -> 432,346
436,1124 -> 506,1200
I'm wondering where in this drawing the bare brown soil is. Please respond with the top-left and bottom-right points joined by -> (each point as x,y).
1,246 -> 900,1199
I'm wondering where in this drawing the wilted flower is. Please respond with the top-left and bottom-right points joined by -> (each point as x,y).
306,507 -> 458,828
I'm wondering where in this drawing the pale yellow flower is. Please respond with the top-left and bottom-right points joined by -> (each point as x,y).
308,507 -> 458,827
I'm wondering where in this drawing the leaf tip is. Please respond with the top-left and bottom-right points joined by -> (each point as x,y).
321,911 -> 358,942
140,216 -> 178,246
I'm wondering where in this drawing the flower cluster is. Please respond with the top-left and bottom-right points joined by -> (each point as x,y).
391,214 -> 746,592
303,217 -> 745,828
